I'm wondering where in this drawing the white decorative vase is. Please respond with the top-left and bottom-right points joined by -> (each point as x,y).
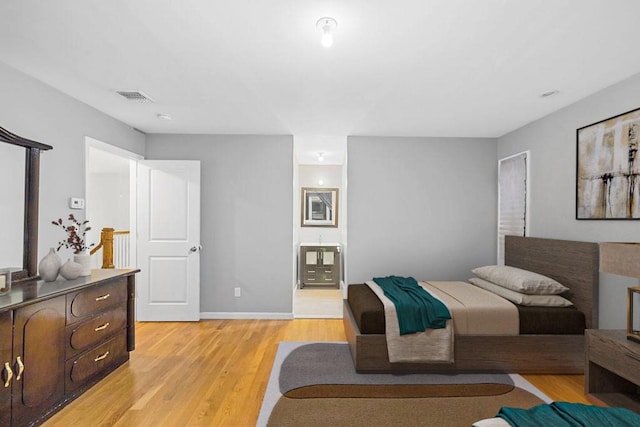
60,259 -> 83,280
73,252 -> 91,277
39,248 -> 61,282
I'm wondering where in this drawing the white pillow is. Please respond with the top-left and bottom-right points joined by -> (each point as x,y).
471,265 -> 568,295
468,277 -> 574,307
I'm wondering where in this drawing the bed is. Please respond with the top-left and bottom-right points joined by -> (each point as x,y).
343,236 -> 599,373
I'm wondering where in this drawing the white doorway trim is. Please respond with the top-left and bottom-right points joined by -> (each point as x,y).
292,135 -> 348,318
84,136 -> 144,269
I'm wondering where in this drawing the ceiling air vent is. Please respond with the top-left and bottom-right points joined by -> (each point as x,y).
116,90 -> 154,103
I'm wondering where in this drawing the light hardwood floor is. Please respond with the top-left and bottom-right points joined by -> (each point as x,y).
294,287 -> 343,318
44,319 -> 592,426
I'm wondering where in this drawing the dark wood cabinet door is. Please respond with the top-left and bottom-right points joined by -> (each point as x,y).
0,311 -> 12,427
12,296 -> 65,427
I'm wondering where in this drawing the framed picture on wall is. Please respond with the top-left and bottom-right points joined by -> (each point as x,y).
301,187 -> 339,227
576,107 -> 640,219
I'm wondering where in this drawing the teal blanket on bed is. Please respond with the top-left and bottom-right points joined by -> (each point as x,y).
372,276 -> 451,335
497,401 -> 640,426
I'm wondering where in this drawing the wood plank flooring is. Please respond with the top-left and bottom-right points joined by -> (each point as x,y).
44,319 -> 592,426
294,287 -> 343,318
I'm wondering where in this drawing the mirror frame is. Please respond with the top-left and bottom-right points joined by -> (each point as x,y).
0,126 -> 52,283
301,187 -> 339,228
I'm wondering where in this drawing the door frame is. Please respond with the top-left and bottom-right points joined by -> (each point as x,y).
84,137 -> 143,269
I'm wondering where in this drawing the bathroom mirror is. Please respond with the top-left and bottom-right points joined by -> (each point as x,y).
301,187 -> 338,227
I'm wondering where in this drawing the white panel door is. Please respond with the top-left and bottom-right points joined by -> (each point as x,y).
137,160 -> 200,321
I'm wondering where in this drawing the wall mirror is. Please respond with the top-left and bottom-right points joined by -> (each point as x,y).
0,126 -> 52,283
0,143 -> 25,269
301,187 -> 338,227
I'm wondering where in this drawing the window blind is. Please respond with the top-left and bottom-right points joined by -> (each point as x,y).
498,152 -> 528,265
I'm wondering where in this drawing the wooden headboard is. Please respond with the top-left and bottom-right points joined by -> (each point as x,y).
505,236 -> 599,329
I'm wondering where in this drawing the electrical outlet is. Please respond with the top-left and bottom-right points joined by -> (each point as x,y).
234,287 -> 241,297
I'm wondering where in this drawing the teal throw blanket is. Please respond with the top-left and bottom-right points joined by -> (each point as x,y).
373,276 -> 451,335
498,401 -> 640,426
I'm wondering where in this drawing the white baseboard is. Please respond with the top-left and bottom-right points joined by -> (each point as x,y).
200,312 -> 294,320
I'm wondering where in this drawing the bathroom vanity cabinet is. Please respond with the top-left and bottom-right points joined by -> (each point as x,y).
299,245 -> 341,288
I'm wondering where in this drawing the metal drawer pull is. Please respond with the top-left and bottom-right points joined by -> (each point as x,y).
3,362 -> 13,388
95,293 -> 111,301
94,351 -> 110,362
94,322 -> 110,332
15,356 -> 24,381
624,351 -> 640,362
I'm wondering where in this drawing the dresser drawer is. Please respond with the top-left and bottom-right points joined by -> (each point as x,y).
65,332 -> 128,393
66,307 -> 127,357
589,333 -> 640,386
67,278 -> 128,323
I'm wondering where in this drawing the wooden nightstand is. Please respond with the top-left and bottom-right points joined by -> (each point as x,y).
586,329 -> 640,412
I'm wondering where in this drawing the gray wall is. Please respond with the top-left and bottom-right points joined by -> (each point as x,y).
145,134 -> 293,314
498,71 -> 640,329
0,61 -> 145,264
347,136 -> 498,283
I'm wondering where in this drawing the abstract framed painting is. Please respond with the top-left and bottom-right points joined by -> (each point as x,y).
576,107 -> 640,219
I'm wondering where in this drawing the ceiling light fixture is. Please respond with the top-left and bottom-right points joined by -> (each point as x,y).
316,17 -> 337,48
157,113 -> 172,121
317,152 -> 325,161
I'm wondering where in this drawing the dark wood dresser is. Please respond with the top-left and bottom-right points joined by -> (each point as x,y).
0,269 -> 138,427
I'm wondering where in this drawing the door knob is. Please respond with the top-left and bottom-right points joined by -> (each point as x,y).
189,245 -> 202,253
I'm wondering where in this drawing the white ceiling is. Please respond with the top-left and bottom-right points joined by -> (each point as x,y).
1,1 -> 640,138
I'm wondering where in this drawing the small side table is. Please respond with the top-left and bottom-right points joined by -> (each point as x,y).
585,329 -> 640,412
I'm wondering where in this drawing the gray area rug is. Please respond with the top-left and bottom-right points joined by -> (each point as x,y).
257,342 -> 551,427
279,342 -> 514,394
